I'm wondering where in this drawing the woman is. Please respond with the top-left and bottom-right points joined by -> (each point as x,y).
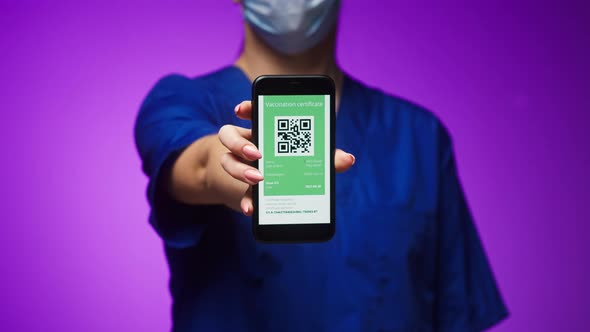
134,0 -> 507,331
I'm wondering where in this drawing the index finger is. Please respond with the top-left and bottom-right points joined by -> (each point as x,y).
234,100 -> 252,120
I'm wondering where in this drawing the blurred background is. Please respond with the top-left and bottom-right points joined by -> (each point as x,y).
1,0 -> 589,331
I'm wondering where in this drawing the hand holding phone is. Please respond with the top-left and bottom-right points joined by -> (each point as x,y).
219,101 -> 353,217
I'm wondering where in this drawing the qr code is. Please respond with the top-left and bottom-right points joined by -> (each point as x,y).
275,116 -> 314,156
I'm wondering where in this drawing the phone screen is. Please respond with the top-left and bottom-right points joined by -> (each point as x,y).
257,94 -> 331,225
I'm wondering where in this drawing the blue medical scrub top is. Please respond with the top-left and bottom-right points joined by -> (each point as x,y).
134,66 -> 508,331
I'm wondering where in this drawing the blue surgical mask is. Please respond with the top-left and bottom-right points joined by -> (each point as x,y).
243,0 -> 340,55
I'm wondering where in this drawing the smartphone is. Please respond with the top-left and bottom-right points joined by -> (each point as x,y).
252,75 -> 336,243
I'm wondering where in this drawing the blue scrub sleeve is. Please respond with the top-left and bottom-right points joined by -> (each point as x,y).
134,75 -> 220,248
436,128 -> 508,331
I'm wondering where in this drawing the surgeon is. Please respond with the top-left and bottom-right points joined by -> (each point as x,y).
134,0 -> 508,331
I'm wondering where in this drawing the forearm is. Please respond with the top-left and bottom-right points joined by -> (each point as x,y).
166,134 -> 247,211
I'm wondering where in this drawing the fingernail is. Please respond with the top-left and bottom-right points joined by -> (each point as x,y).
349,153 -> 356,165
234,104 -> 241,113
244,169 -> 263,183
244,205 -> 249,215
243,145 -> 262,159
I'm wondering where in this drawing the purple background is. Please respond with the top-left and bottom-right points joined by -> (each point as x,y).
1,1 -> 589,331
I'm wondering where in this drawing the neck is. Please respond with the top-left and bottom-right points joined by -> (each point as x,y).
235,24 -> 343,109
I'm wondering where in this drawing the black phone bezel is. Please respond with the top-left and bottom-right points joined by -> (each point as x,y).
252,75 -> 336,243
